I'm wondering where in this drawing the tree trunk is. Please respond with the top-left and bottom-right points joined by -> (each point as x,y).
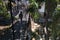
45,0 -> 57,40
44,11 -> 49,40
8,0 -> 14,39
44,21 -> 49,40
27,14 -> 32,40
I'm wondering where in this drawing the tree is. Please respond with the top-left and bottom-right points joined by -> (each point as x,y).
0,0 -> 11,25
45,0 -> 60,40
51,7 -> 60,40
27,0 -> 59,40
27,0 -> 44,40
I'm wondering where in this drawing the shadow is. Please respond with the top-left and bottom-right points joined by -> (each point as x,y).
13,21 -> 28,40
0,28 -> 13,40
0,19 -> 12,26
0,17 -> 28,40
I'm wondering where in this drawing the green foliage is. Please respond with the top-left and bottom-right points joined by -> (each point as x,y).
0,0 -> 2,5
28,0 -> 42,20
0,0 -> 11,21
29,0 -> 60,39
52,7 -> 60,21
28,0 -> 38,14
28,0 -> 43,39
46,0 -> 57,16
33,12 -> 40,20
31,31 -> 40,40
35,0 -> 45,4
48,5 -> 60,40
56,0 -> 60,4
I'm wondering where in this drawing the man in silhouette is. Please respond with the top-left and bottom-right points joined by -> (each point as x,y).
19,11 -> 23,23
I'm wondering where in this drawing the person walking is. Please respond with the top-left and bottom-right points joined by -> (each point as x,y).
19,11 -> 23,23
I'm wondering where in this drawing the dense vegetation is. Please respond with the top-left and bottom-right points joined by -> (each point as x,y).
0,0 -> 11,25
0,0 -> 60,40
28,0 -> 60,40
